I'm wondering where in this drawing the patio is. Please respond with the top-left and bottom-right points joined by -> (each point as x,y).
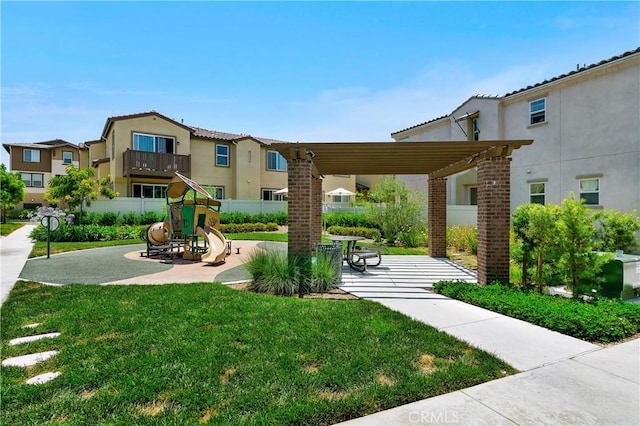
339,255 -> 477,299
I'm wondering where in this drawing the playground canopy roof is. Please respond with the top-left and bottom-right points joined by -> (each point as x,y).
271,140 -> 533,178
167,172 -> 220,205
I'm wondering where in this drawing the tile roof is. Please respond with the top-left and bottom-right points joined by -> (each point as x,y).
504,47 -> 640,97
189,126 -> 247,141
391,47 -> 640,136
2,139 -> 85,154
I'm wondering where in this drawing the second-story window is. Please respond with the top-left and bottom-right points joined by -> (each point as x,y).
529,182 -> 546,204
21,173 -> 44,187
216,144 -> 229,167
133,133 -> 175,154
529,98 -> 546,125
23,149 -> 40,163
267,151 -> 287,171
62,151 -> 73,164
579,178 -> 600,206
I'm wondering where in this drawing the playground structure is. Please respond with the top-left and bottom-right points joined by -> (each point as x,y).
144,172 -> 228,265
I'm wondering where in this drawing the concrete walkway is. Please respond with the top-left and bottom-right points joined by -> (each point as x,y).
337,257 -> 639,425
1,224 -> 36,305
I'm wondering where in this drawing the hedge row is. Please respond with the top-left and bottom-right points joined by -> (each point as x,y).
326,225 -> 381,240
220,212 -> 287,225
29,224 -> 145,242
433,281 -> 640,343
324,212 -> 375,229
219,222 -> 279,233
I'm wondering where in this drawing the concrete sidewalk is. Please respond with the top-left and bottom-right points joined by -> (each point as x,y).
1,224 -> 36,305
336,275 -> 639,425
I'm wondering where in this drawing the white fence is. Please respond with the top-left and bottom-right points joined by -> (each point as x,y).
88,198 -> 288,216
87,197 -> 477,226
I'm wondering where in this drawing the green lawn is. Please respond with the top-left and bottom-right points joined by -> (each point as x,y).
1,222 -> 25,236
1,282 -> 514,425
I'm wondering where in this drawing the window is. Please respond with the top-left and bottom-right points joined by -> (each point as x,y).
529,98 -> 546,125
529,182 -> 546,204
472,118 -> 480,141
579,178 -> 599,205
262,189 -> 286,201
469,187 -> 478,205
133,133 -> 175,153
216,144 -> 229,167
332,195 -> 349,203
213,186 -> 224,199
267,151 -> 287,171
466,116 -> 480,141
62,151 -> 73,164
132,184 -> 167,199
23,149 -> 40,163
21,173 -> 44,187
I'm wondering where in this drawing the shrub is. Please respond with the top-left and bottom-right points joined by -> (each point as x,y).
99,211 -> 120,226
327,225 -> 381,240
594,209 -> 640,253
220,212 -> 253,224
398,227 -> 428,248
220,222 -> 279,233
245,249 -> 338,296
245,250 -> 301,296
433,281 -> 640,342
140,211 -> 165,225
310,251 -> 340,293
447,226 -> 477,254
253,212 -> 288,225
121,212 -> 141,226
324,212 -> 373,229
28,224 -> 145,242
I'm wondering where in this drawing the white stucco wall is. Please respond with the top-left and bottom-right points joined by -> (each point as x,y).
392,53 -> 640,214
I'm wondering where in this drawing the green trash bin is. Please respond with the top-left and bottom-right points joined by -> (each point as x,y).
599,253 -> 640,299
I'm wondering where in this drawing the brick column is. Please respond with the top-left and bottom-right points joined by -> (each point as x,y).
311,176 -> 323,246
287,158 -> 313,257
428,177 -> 447,257
477,156 -> 511,285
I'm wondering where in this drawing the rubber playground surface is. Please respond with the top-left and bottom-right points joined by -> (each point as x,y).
19,241 -> 287,286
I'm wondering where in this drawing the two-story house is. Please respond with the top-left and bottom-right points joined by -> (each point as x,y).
2,139 -> 89,209
4,111 -> 355,208
391,47 -> 640,214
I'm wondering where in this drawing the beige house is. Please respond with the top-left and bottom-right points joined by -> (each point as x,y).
391,47 -> 640,214
4,111 -> 355,208
2,139 -> 89,209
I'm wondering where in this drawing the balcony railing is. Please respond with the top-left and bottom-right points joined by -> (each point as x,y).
123,149 -> 191,178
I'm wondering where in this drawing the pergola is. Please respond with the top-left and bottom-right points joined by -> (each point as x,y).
272,140 -> 533,285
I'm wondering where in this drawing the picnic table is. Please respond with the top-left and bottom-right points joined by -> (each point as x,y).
326,235 -> 382,272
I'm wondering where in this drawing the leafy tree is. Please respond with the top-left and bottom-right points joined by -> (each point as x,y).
594,209 -> 640,253
0,163 -> 26,223
511,204 -> 536,288
45,165 -> 118,223
525,203 -> 561,293
367,176 -> 426,244
556,194 -> 605,299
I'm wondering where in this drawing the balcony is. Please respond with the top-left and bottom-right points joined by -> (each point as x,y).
123,149 -> 191,178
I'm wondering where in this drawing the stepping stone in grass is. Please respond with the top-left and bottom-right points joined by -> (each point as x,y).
26,371 -> 62,385
22,323 -> 40,328
9,332 -> 61,346
2,351 -> 58,367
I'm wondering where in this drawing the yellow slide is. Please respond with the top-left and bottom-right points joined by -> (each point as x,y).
196,226 -> 228,265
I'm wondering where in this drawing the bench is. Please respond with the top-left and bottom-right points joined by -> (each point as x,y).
349,249 -> 382,272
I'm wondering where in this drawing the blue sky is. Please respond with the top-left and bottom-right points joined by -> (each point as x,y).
1,1 -> 638,166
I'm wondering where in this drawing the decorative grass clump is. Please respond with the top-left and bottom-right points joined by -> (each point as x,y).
245,249 -> 340,295
434,281 -> 640,342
